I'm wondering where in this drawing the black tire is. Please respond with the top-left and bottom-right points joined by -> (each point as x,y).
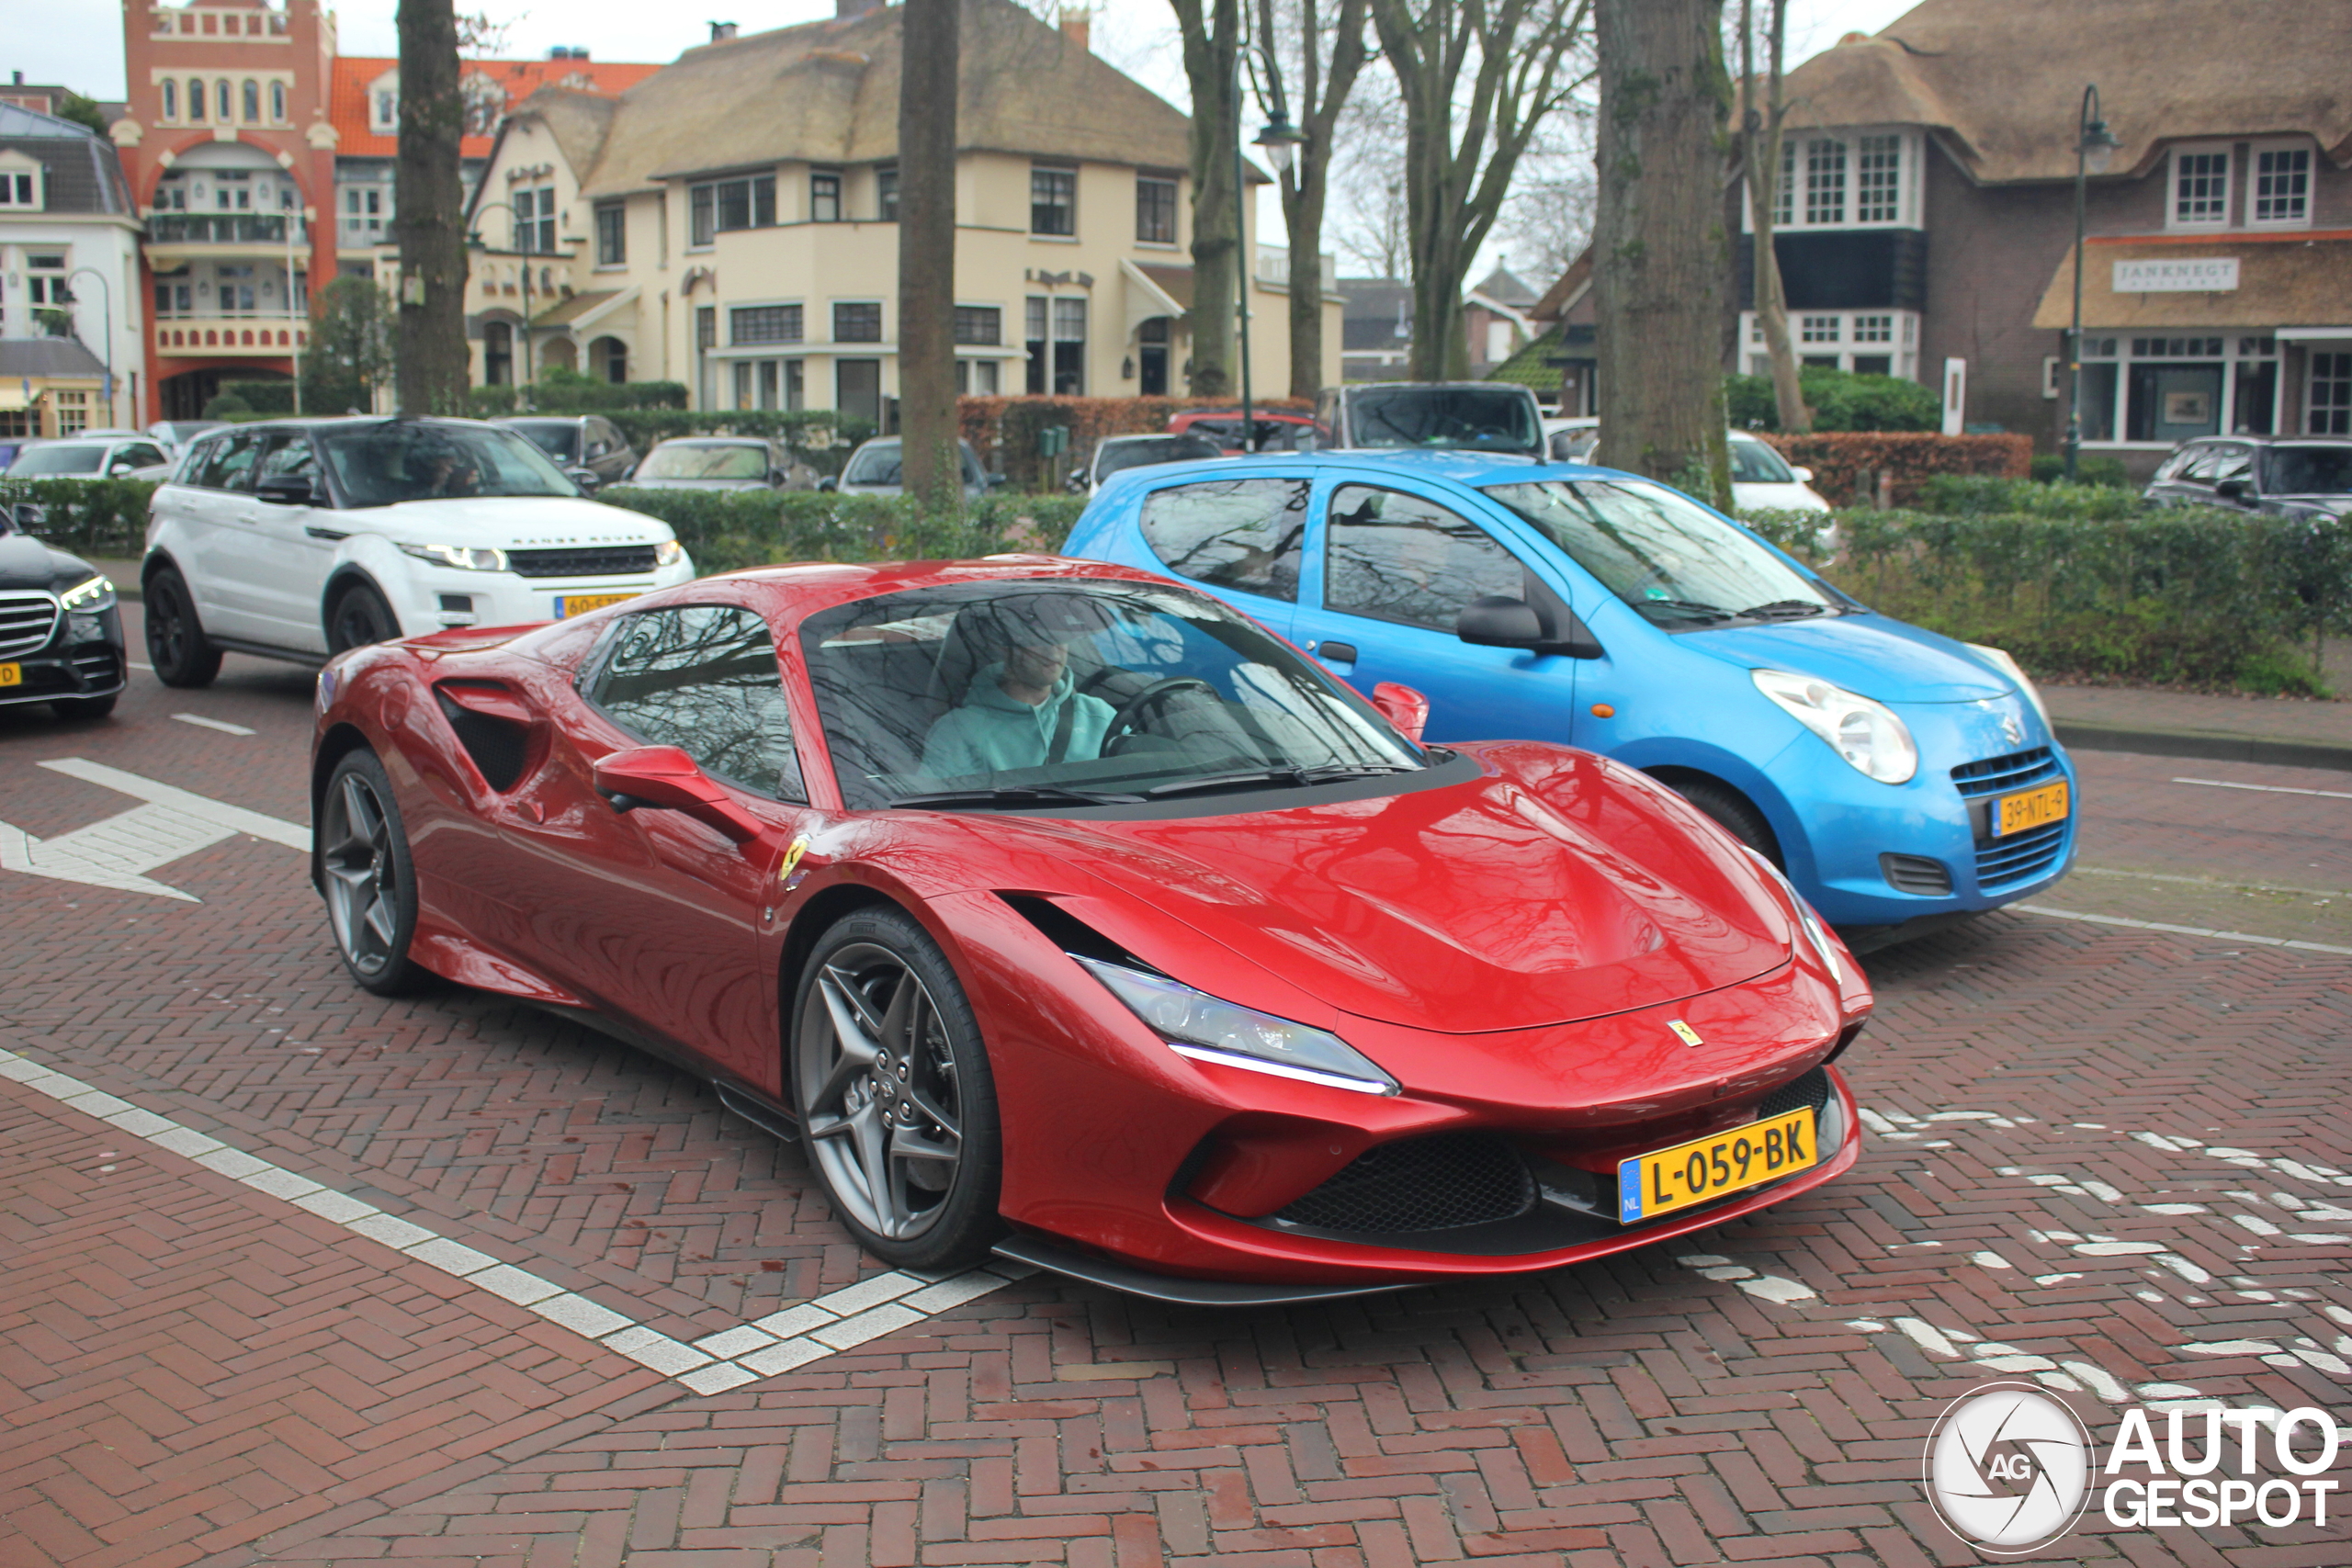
1668,776 -> 1784,870
319,749 -> 426,997
51,694 -> 119,721
145,566 -> 221,688
792,907 -> 1003,1270
327,582 -> 400,654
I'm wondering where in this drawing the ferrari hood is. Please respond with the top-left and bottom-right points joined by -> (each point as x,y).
1001,751 -> 1792,1033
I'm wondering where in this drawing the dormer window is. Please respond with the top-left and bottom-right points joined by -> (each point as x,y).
1748,130 -> 1915,231
2249,141 -> 2311,229
374,89 -> 398,132
2168,145 -> 2229,229
0,167 -> 40,209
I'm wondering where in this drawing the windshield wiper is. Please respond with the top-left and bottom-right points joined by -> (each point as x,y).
1634,598 -> 1734,622
887,784 -> 1144,810
1736,599 -> 1836,620
1144,762 -> 1418,799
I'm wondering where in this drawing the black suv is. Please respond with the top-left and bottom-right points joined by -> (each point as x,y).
493,414 -> 639,492
2143,434 -> 2352,521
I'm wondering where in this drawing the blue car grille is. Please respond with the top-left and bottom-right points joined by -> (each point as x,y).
1977,819 -> 2069,887
1951,746 -> 2060,798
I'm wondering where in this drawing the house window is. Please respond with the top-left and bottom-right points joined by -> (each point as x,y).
189,79 -> 205,122
375,90 -> 397,130
955,360 -> 1001,395
154,278 -> 192,314
271,81 -> 287,122
733,359 -> 804,411
689,173 -> 776,245
696,307 -> 716,350
810,171 -> 842,223
0,171 -> 35,208
161,80 -> 177,120
1851,315 -> 1892,343
2312,354 -> 2352,437
594,200 -> 626,265
1799,315 -> 1839,343
876,167 -> 898,221
217,81 -> 233,122
1804,139 -> 1847,226
1772,139 -> 1793,228
514,186 -> 556,254
1031,167 -> 1076,236
1136,176 -> 1177,243
952,305 -> 1001,345
1854,134 -> 1901,223
2251,144 -> 2310,227
2171,149 -> 2229,226
243,80 -> 260,122
731,304 -> 803,345
833,300 -> 883,342
1051,298 -> 1087,393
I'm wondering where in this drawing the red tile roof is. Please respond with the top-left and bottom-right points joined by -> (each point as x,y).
328,55 -> 662,159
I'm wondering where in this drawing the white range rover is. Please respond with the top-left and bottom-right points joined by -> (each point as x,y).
141,416 -> 695,685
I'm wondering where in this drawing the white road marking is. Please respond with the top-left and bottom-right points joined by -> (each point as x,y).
2017,903 -> 2352,956
172,712 -> 255,736
2173,776 -> 2352,801
0,760 -> 308,900
127,660 -> 154,671
2074,865 -> 2348,899
0,1043 -> 1030,1394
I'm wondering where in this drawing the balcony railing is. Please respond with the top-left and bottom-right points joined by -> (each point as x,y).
1253,245 -> 1340,291
146,214 -> 305,245
154,319 -> 308,355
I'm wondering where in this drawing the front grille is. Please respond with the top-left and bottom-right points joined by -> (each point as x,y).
1879,852 -> 1953,896
505,546 -> 658,579
71,650 -> 122,690
1978,818 -> 2068,887
1951,746 -> 2059,798
1755,1066 -> 1833,1121
1272,1133 -> 1535,1234
0,592 -> 60,658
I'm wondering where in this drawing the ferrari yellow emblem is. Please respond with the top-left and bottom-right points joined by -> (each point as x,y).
1668,1019 -> 1703,1047
778,834 -> 810,884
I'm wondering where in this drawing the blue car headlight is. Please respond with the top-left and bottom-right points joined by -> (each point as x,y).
1752,669 -> 1917,784
1073,955 -> 1397,1095
60,573 -> 116,612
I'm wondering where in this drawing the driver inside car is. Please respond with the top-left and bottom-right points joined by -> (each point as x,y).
921,601 -> 1118,778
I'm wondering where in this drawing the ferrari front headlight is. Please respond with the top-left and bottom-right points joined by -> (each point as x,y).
1751,669 -> 1917,784
399,541 -> 509,572
60,574 -> 116,612
1073,955 -> 1397,1095
654,538 -> 687,569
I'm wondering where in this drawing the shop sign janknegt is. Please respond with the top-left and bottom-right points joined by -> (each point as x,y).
2113,257 -> 2241,293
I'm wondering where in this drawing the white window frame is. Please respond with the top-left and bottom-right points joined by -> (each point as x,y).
2073,333 -> 2282,448
2246,139 -> 2312,231
1745,129 -> 1918,231
1739,309 -> 1920,379
0,154 -> 41,210
2165,143 -> 2232,231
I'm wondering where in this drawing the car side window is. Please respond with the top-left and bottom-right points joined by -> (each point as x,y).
2209,444 -> 2254,484
2153,446 -> 2198,483
2177,445 -> 2223,484
1136,477 -> 1306,602
1324,484 -> 1526,632
124,443 -> 167,468
193,431 -> 266,491
256,434 -> 318,484
584,604 -> 806,802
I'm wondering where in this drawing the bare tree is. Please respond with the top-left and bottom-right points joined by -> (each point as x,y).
899,0 -> 960,510
1170,0 -> 1243,397
394,0 -> 469,413
1737,0 -> 1808,430
1325,80 -> 1409,279
1491,118 -> 1598,281
1367,0 -> 1591,381
1591,0 -> 1731,502
1253,0 -> 1370,398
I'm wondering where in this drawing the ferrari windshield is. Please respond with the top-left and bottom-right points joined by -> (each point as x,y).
802,581 -> 1427,810
314,423 -> 578,507
639,443 -> 768,480
1483,477 -> 1841,626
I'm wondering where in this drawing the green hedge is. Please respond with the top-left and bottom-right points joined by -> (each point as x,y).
1743,504 -> 2352,694
0,478 -> 157,559
467,370 -> 691,416
596,487 -> 1090,575
1727,366 -> 1944,432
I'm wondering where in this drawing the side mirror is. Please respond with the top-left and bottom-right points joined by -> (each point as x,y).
817,475 -> 838,492
593,745 -> 767,847
1455,593 -> 1544,649
109,459 -> 138,476
1790,466 -> 1814,483
2215,478 -> 2248,502
255,474 -> 316,505
1370,682 -> 1430,744
565,466 -> 602,494
768,468 -> 791,487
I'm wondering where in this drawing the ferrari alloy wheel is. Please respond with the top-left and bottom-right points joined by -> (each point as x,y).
145,566 -> 222,688
328,583 -> 399,654
320,750 -> 425,996
793,908 -> 1001,1269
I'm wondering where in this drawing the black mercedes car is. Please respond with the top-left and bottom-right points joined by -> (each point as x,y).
0,513 -> 127,720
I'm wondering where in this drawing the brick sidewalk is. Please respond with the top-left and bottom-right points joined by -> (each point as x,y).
2049,683 -> 2352,750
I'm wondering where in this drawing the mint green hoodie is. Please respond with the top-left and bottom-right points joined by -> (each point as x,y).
921,661 -> 1115,779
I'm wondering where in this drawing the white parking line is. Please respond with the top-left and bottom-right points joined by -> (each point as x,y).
172,712 -> 255,736
2174,776 -> 2352,801
0,1043 -> 1030,1395
2018,904 -> 2352,956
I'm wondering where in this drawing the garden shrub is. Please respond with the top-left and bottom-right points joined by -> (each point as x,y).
1756,431 -> 2030,507
597,487 -> 1091,575
1726,366 -> 1944,432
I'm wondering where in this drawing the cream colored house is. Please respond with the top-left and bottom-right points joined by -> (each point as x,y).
464,0 -> 1339,420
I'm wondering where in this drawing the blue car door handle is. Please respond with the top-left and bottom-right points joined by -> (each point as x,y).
1317,641 -> 1359,662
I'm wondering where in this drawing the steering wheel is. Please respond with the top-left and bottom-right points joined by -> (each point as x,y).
1105,676 -> 1217,739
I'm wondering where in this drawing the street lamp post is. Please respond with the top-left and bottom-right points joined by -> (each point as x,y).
467,200 -> 535,399
2064,85 -> 2119,482
1251,112 -> 1305,443
65,266 -> 113,427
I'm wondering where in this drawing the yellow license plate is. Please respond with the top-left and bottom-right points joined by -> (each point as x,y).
556,592 -> 638,619
1618,1106 -> 1819,1222
1996,779 -> 2070,837
0,661 -> 18,687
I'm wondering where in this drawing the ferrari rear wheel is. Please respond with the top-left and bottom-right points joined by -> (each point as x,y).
793,908 -> 1002,1270
320,749 -> 425,997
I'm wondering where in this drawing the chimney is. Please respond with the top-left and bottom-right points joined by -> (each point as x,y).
708,20 -> 738,40
1059,9 -> 1091,51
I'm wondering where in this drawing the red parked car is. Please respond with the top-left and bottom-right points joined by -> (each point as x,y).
1167,408 -> 1318,454
310,559 -> 1869,1303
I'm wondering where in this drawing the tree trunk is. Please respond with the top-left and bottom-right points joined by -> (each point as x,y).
1739,0 -> 1808,431
1261,0 -> 1369,400
1172,0 -> 1240,398
898,0 -> 960,513
393,0 -> 469,414
1592,0 -> 1731,505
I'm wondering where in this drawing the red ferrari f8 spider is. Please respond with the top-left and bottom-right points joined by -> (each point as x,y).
311,559 -> 1871,1303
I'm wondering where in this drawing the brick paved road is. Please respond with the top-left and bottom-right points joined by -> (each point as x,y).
3,620 -> 2346,1567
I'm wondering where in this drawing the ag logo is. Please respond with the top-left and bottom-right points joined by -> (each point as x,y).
1924,1382 -> 2094,1555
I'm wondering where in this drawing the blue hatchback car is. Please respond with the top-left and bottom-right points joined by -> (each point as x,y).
1060,450 -> 2075,938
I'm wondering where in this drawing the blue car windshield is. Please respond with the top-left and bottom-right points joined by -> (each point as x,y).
1482,478 -> 1840,626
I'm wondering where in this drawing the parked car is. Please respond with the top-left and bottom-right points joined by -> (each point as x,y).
620,435 -> 814,492
0,511 -> 128,720
1544,421 -> 1834,514
141,416 -> 694,686
147,419 -> 227,456
1063,449 -> 2075,942
1314,382 -> 1545,457
494,414 -> 641,492
1168,408 -> 1318,454
1067,432 -> 1227,493
4,434 -> 174,483
310,559 -> 1869,1297
2144,434 -> 2352,520
825,436 -> 996,499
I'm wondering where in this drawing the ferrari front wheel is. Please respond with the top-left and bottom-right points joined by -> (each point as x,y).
792,908 -> 1002,1270
320,749 -> 425,997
